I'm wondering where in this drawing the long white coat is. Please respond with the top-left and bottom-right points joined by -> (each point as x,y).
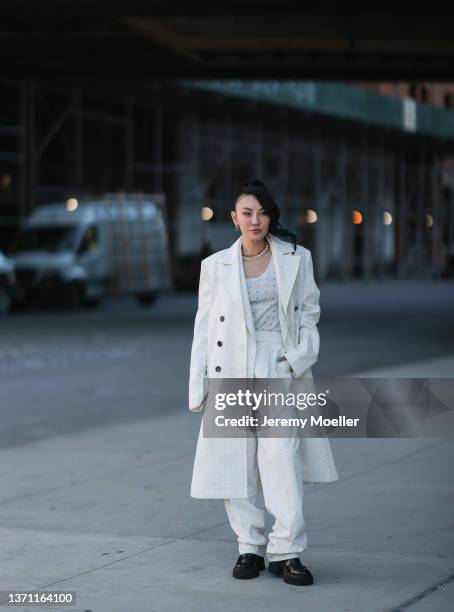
188,233 -> 339,498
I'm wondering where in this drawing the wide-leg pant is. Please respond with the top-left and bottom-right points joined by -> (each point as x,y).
224,330 -> 307,562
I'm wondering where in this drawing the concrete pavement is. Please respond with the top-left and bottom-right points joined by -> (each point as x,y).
1,282 -> 454,611
0,354 -> 453,611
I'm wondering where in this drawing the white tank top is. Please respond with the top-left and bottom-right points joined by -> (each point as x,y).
245,256 -> 281,332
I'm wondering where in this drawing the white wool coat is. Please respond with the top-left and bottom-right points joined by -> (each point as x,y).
188,233 -> 339,498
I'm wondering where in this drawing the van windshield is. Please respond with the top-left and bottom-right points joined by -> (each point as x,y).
14,226 -> 79,253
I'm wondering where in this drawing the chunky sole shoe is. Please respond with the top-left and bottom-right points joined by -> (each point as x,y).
268,558 -> 314,586
268,560 -> 286,576
232,554 -> 266,579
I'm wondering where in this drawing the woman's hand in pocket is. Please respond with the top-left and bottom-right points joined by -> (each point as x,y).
276,353 -> 295,377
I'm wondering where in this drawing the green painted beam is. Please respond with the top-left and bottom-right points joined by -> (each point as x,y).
177,79 -> 454,141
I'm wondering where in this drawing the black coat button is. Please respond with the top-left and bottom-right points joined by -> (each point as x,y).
294,305 -> 299,311
220,316 -> 225,321
217,341 -> 223,346
215,366 -> 221,372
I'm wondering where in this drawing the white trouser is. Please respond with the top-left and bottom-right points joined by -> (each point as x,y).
224,330 -> 307,562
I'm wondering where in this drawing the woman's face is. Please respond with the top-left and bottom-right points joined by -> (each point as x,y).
231,194 -> 270,241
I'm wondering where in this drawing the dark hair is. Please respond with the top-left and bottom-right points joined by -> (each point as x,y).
234,178 -> 297,253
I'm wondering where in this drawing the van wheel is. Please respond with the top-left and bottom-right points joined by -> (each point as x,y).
84,297 -> 101,308
0,288 -> 11,316
65,281 -> 85,308
136,291 -> 158,306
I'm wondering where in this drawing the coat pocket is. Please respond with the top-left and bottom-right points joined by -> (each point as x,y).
275,345 -> 293,378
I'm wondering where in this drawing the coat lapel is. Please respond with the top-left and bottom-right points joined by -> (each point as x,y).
269,234 -> 301,317
215,235 -> 255,338
215,233 -> 301,343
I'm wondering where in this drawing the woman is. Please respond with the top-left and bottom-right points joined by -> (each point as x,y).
188,178 -> 339,586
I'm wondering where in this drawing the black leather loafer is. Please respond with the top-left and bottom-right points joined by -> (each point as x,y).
268,558 -> 314,586
232,553 -> 266,579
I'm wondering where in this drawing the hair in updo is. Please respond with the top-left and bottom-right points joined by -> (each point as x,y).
234,178 -> 297,253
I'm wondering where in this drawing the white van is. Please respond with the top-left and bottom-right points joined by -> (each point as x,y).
11,194 -> 171,307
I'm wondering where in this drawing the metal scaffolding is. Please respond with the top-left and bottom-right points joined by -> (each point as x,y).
0,79 -> 166,248
1,78 -> 453,280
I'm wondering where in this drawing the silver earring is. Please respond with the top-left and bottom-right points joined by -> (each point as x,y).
234,224 -> 239,232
